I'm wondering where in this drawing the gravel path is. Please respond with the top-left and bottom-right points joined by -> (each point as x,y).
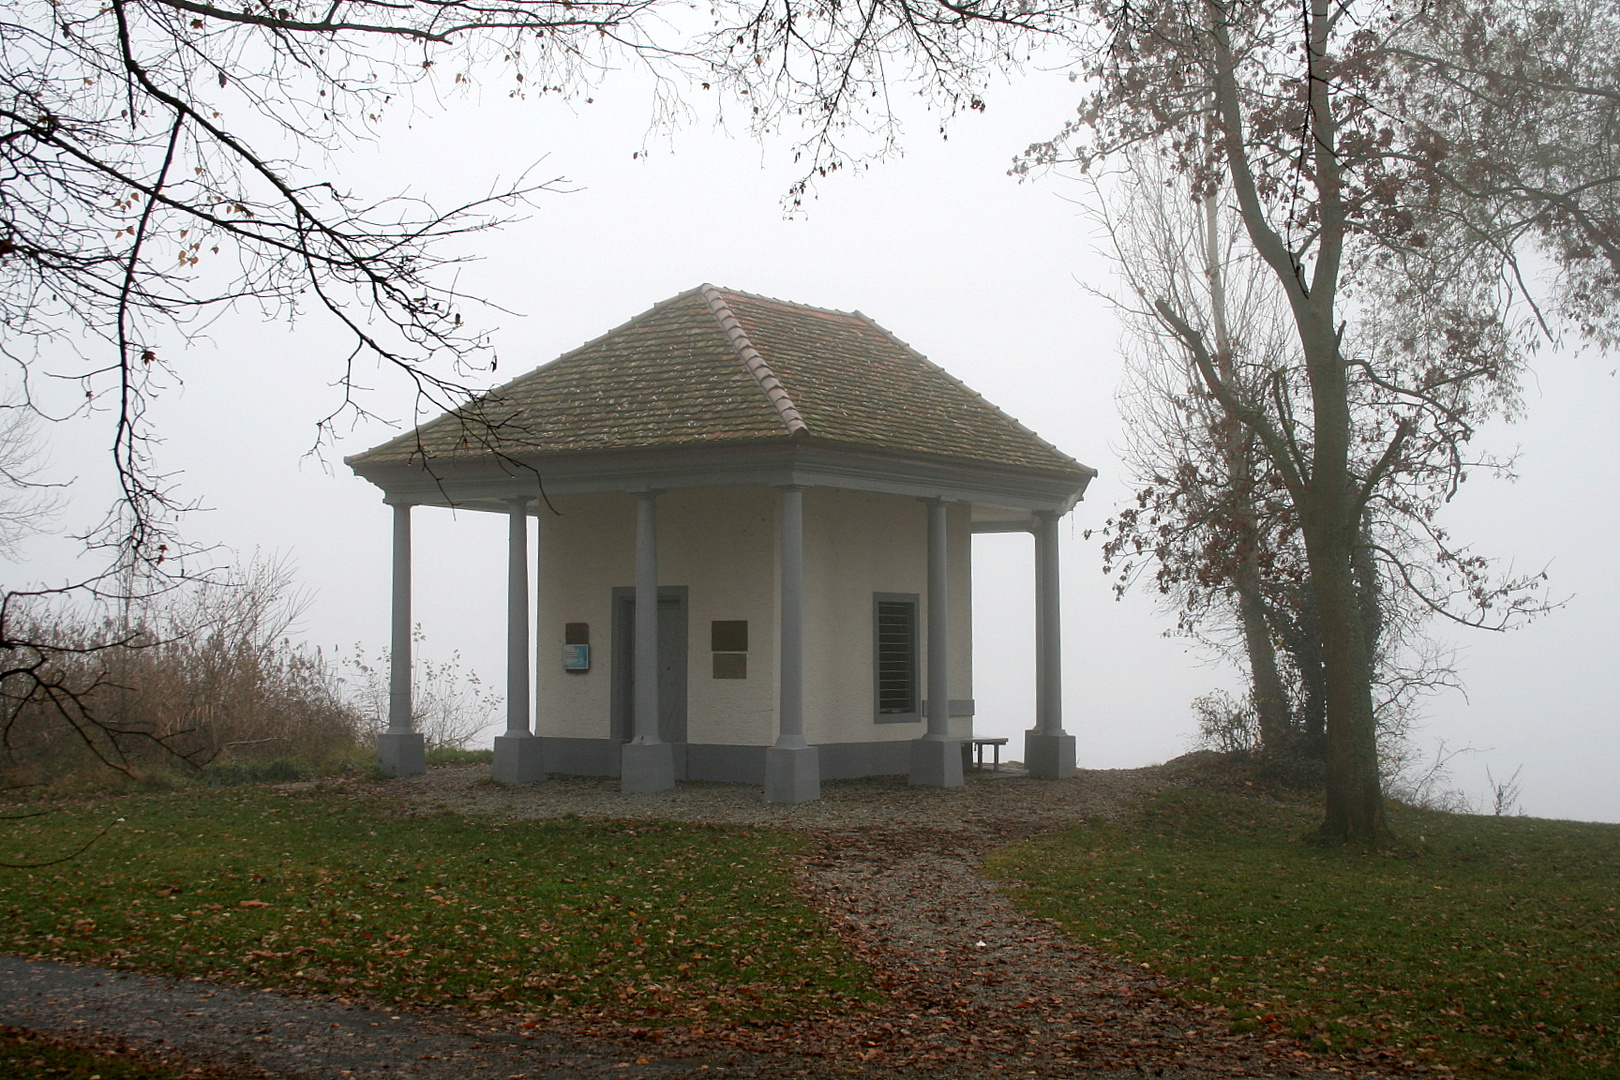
1,765 -> 1412,1078
0,955 -> 715,1079
332,764 -> 1158,832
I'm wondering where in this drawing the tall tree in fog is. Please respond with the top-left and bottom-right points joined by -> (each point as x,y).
1009,0 -> 1615,837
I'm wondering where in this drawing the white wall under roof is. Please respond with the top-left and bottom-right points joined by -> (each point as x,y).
660,486 -> 780,745
533,484 -> 975,750
534,492 -> 630,741
801,489 -> 974,745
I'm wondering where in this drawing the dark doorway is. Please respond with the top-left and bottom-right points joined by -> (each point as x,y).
610,587 -> 689,771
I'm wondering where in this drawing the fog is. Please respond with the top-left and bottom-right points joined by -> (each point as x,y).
13,64 -> 1617,822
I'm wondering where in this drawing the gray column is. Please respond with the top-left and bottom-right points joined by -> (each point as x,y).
777,486 -> 806,749
388,503 -> 412,733
622,490 -> 675,792
1025,509 -> 1076,779
926,498 -> 950,740
493,499 -> 544,783
633,491 -> 660,743
1037,510 -> 1062,735
506,500 -> 531,735
765,485 -> 819,803
533,507 -> 545,725
910,497 -> 963,787
377,502 -> 425,777
1033,516 -> 1050,730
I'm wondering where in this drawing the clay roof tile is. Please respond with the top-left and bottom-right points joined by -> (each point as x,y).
348,285 -> 1087,479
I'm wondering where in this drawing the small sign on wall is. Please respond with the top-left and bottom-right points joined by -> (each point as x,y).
711,620 -> 747,679
563,623 -> 590,672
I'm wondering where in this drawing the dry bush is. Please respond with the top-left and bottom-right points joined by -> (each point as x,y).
1188,690 -> 1260,756
339,631 -> 499,752
1,556 -> 362,787
1381,737 -> 1479,814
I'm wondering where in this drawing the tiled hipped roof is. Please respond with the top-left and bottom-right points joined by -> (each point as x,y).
349,286 -> 1084,477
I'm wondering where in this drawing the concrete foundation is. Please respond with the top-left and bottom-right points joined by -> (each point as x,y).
620,740 -> 676,793
1024,729 -> 1076,780
908,736 -> 964,787
376,731 -> 426,778
492,733 -> 546,785
764,745 -> 821,804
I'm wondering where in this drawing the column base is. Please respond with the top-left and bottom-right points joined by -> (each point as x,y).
620,740 -> 676,793
492,733 -> 546,785
764,745 -> 821,804
376,731 -> 426,778
909,736 -> 965,787
1024,730 -> 1076,780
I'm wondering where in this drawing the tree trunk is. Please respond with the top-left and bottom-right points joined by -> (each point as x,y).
1305,523 -> 1388,840
1201,191 -> 1295,757
1237,584 -> 1292,755
1282,589 -> 1327,758
1206,0 -> 1389,841
1297,323 -> 1389,842
1353,521 -> 1384,666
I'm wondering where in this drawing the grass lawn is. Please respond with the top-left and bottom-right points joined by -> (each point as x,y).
985,787 -> 1620,1079
1,785 -> 873,1026
0,1027 -> 187,1080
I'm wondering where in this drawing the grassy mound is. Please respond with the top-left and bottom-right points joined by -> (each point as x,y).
986,787 -> 1620,1078
1,786 -> 873,1026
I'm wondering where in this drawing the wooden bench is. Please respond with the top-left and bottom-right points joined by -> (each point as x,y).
969,737 -> 1009,771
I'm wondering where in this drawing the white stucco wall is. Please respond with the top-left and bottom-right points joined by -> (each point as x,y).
535,485 -> 973,749
534,492 -> 630,740
656,487 -> 778,745
801,489 -> 973,746
534,488 -> 778,744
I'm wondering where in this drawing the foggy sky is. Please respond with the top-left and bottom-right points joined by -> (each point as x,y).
13,63 -> 1617,821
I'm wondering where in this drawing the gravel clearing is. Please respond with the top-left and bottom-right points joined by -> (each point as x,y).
2,764 -> 1412,1078
335,764 -> 1160,832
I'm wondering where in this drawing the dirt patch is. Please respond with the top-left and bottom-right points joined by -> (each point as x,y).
321,763 -> 1169,832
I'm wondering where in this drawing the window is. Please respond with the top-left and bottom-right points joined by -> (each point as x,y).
873,593 -> 919,722
712,620 -> 747,679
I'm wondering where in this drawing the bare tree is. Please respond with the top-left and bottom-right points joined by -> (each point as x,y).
0,0 -> 708,766
704,0 -> 1079,203
1,0 -> 704,570
1093,156 -> 1479,779
1389,0 -> 1620,350
1091,157 -> 1302,756
0,398 -> 65,561
1005,0 -> 1604,840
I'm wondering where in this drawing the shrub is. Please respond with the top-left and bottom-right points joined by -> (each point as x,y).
1189,689 -> 1259,755
199,757 -> 310,786
338,631 -> 500,752
2,554 -> 502,790
425,747 -> 494,766
0,555 -> 362,787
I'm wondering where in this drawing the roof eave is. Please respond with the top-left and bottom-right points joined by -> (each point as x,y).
348,436 -> 1093,515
